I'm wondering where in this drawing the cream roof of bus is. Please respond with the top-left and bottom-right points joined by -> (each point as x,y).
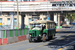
30,20 -> 54,24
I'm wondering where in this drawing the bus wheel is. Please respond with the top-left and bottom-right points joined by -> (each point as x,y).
28,35 -> 32,43
42,34 -> 46,42
52,34 -> 54,39
48,36 -> 52,40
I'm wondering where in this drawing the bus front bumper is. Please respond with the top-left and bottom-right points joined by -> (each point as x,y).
31,36 -> 42,41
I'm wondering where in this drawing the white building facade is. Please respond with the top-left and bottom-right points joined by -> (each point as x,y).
0,0 -> 75,29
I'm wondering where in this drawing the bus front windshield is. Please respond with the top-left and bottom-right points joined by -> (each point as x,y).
30,24 -> 42,30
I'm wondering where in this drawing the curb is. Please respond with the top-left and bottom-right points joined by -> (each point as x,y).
0,39 -> 28,46
56,29 -> 61,32
0,35 -> 27,46
0,39 -> 2,45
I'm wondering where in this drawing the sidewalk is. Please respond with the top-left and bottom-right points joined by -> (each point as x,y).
56,28 -> 65,32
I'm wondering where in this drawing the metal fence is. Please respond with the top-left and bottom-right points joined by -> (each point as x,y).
0,28 -> 29,38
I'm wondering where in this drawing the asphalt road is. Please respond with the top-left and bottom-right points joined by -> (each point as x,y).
0,27 -> 75,50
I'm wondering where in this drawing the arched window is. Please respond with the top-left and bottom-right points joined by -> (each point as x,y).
52,4 -> 56,6
69,4 -> 73,7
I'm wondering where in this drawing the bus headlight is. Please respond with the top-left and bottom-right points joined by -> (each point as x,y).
39,34 -> 41,36
30,35 -> 31,36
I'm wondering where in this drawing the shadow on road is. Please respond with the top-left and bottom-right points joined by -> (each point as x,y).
56,31 -> 75,33
30,38 -> 57,43
44,35 -> 75,50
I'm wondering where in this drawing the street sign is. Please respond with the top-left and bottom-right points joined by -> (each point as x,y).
47,17 -> 50,20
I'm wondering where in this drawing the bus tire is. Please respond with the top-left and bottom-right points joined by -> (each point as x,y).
48,36 -> 51,40
42,34 -> 46,42
28,35 -> 32,43
51,34 -> 54,39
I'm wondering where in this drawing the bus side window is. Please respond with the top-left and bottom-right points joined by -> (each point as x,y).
53,23 -> 54,28
48,23 -> 49,29
50,23 -> 51,29
49,25 -> 51,28
48,24 -> 49,29
52,23 -> 53,28
51,23 -> 52,28
49,24 -> 50,29
54,23 -> 55,28
47,24 -> 48,29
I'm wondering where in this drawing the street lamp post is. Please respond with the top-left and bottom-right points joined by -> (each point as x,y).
17,0 -> 19,29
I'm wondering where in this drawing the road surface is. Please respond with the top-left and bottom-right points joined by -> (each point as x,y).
0,27 -> 75,50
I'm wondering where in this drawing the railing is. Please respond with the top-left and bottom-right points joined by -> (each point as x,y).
0,2 -> 75,12
0,28 -> 29,44
0,28 -> 29,38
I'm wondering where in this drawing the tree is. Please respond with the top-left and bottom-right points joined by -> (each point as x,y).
66,13 -> 75,24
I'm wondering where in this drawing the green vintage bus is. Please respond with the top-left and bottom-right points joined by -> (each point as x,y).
28,20 -> 56,42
